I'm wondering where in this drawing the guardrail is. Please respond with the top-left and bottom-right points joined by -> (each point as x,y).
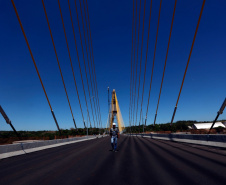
129,133 -> 226,148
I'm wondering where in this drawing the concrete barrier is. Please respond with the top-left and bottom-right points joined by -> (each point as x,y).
129,133 -> 226,148
0,143 -> 22,154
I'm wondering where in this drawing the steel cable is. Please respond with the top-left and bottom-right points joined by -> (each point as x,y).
42,0 -> 78,129
85,0 -> 103,128
58,0 -> 86,127
154,0 -> 177,125
131,0 -> 138,128
76,0 -> 96,128
11,0 -> 61,133
74,0 -> 95,128
135,0 -> 146,130
80,0 -> 99,128
133,0 -> 141,128
145,0 -> 162,123
58,0 -> 86,128
68,0 -> 92,128
171,0 -> 206,124
129,0 -> 135,130
138,0 -> 153,127
82,0 -> 101,128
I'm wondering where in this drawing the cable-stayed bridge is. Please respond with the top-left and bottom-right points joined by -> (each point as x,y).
1,0 -> 226,184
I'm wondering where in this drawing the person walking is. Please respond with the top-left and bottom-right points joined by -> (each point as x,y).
110,122 -> 119,152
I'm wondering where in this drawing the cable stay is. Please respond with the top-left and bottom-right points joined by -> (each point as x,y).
171,0 -> 206,124
42,0 -> 78,130
153,0 -> 177,126
68,0 -> 92,128
133,0 -> 142,127
138,0 -> 153,128
79,0 -> 98,128
84,0 -> 103,129
11,0 -> 209,132
58,0 -> 87,129
74,0 -> 96,128
129,0 -> 135,132
131,0 -> 138,128
135,0 -> 146,131
0,105 -> 20,138
82,0 -> 100,128
11,0 -> 61,134
144,0 -> 162,127
208,98 -> 226,134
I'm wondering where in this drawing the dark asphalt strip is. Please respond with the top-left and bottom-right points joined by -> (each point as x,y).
0,140 -> 95,183
1,135 -> 226,185
116,136 -> 136,185
165,140 -> 226,156
135,136 -> 197,185
140,137 -> 226,185
147,138 -> 226,182
38,137 -> 108,184
137,136 -> 207,184
3,139 -> 92,169
125,136 -> 146,185
59,136 -> 116,185
0,138 -> 105,185
132,136 -> 174,185
82,135 -> 130,185
1,137 -> 98,166
30,137 -> 108,185
28,136 -> 117,185
154,138 -> 226,157
153,138 -> 226,167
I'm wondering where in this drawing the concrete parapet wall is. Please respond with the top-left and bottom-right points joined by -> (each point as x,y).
0,143 -> 22,154
129,133 -> 226,148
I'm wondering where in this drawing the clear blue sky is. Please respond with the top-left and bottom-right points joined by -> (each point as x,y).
0,0 -> 225,131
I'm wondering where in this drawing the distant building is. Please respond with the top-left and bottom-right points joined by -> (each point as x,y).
222,121 -> 226,127
192,122 -> 225,129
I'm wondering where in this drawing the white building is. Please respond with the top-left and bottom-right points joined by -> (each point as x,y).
192,122 -> 225,129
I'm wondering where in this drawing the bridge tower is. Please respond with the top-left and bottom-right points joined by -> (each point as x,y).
107,89 -> 125,133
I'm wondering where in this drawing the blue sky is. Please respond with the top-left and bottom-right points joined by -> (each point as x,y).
0,0 -> 226,131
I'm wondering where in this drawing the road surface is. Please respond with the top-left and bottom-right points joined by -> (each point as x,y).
0,135 -> 226,185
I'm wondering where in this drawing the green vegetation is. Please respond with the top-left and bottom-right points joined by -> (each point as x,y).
1,120 -> 225,138
0,128 -> 105,139
124,120 -> 197,133
125,120 -> 226,133
215,126 -> 224,133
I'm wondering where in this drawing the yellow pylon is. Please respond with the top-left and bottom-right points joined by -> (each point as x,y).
109,89 -> 125,133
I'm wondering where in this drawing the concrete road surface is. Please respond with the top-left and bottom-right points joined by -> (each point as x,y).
0,135 -> 226,185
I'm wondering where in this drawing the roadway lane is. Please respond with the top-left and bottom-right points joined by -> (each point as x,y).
0,135 -> 226,185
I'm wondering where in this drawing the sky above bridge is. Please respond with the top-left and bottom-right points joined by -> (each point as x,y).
0,0 -> 226,131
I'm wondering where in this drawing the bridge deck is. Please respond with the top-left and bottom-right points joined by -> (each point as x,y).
0,135 -> 226,185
